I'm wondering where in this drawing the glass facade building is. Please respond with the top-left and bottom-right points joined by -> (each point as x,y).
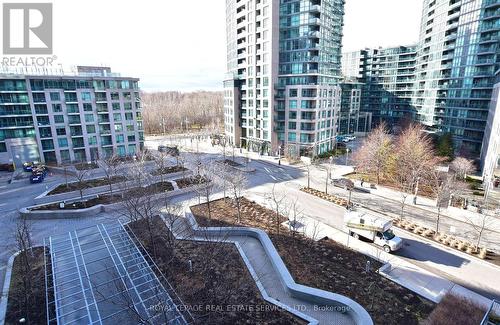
342,0 -> 499,157
0,67 -> 144,167
224,0 -> 345,157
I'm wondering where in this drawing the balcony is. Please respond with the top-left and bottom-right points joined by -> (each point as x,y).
308,18 -> 321,25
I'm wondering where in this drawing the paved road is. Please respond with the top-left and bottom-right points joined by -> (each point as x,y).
302,164 -> 500,252
247,159 -> 500,301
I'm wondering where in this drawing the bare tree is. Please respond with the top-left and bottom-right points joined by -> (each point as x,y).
450,157 -> 475,180
465,209 -> 493,252
354,122 -> 393,184
226,169 -> 247,223
74,168 -> 89,200
153,150 -> 169,184
14,216 -> 34,319
100,155 -> 121,196
286,196 -> 303,238
425,169 -> 466,233
196,162 -> 218,221
267,183 -> 287,234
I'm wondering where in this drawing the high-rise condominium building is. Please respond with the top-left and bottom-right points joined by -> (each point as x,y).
338,82 -> 372,135
0,66 -> 144,167
224,0 -> 345,158
413,0 -> 499,155
342,46 -> 418,128
342,0 -> 499,156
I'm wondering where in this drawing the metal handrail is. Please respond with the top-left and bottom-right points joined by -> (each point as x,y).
481,299 -> 500,325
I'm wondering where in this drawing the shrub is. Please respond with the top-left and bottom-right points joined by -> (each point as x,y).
423,293 -> 485,325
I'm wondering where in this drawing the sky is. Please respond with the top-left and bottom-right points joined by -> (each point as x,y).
31,0 -> 423,92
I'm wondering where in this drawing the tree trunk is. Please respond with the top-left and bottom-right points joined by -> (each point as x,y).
436,207 -> 441,233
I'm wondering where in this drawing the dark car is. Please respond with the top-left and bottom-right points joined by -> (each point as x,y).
30,173 -> 44,184
158,145 -> 167,153
23,162 -> 33,172
331,178 -> 355,190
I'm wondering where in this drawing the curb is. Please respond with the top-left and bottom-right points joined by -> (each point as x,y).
0,250 -> 21,324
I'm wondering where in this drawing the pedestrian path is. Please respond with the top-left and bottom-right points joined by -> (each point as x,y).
165,206 -> 372,325
350,178 -> 500,233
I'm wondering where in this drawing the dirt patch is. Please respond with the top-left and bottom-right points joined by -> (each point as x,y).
191,198 -> 435,325
47,176 -> 126,195
74,162 -> 99,170
223,159 -> 243,167
128,217 -> 305,325
422,293 -> 486,325
5,247 -> 51,324
175,175 -> 208,189
151,165 -> 187,176
33,181 -> 174,210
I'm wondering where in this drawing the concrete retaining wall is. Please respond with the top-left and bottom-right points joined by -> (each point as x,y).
184,210 -> 373,325
22,183 -> 208,220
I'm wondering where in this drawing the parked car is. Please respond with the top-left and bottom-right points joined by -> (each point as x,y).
158,145 -> 167,153
331,178 -> 355,190
30,173 -> 44,184
23,162 -> 34,172
32,167 -> 48,178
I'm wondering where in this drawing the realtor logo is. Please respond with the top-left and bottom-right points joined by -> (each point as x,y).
3,3 -> 53,54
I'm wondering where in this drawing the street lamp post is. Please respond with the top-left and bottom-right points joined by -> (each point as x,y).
278,145 -> 282,165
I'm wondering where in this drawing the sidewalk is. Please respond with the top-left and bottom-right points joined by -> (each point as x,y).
294,214 -> 493,310
351,178 -> 500,233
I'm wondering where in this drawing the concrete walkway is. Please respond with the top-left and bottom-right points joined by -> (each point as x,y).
166,204 -> 371,325
291,213 -> 494,310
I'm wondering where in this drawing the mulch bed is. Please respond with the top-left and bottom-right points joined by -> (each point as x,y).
175,175 -> 208,189
191,198 -> 435,325
33,182 -> 174,210
223,159 -> 243,167
151,165 -> 187,176
74,162 -> 99,170
47,176 -> 127,195
128,217 -> 304,325
422,293 -> 486,325
5,247 -> 50,324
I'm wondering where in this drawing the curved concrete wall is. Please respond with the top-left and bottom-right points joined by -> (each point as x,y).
185,210 -> 373,325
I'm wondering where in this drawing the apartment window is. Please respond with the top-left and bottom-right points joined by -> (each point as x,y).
50,92 -> 60,101
126,124 -> 134,131
84,114 -> 94,123
88,136 -> 97,145
123,92 -> 131,100
112,103 -> 121,110
111,92 -> 119,100
289,100 -> 298,109
55,127 -> 66,136
81,92 -> 91,101
39,127 -> 52,138
41,139 -> 54,150
86,125 -> 96,134
64,92 -> 77,102
58,138 -> 68,148
288,122 -> 296,130
113,113 -> 122,122
288,133 -> 296,141
52,104 -> 62,113
54,115 -> 64,124
32,93 -> 46,103
125,113 -> 133,120
124,102 -> 132,110
60,150 -> 70,163
121,80 -> 130,89
127,134 -> 136,142
83,103 -> 93,112
114,124 -> 123,132
116,134 -> 124,143
35,104 -> 48,114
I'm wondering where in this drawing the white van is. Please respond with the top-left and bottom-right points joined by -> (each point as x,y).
345,211 -> 403,253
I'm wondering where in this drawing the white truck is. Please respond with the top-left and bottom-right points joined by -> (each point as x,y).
344,211 -> 403,253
